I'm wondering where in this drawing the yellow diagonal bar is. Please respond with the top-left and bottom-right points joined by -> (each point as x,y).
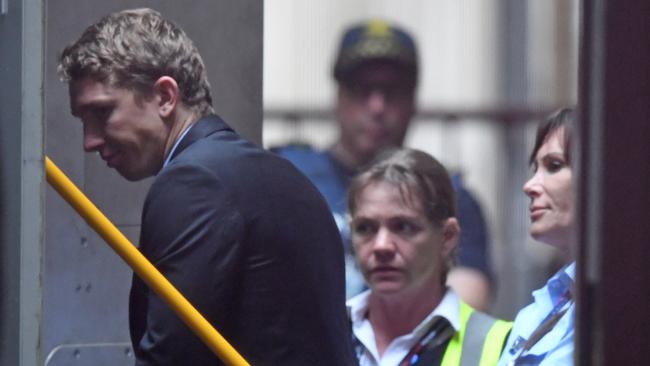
45,156 -> 250,366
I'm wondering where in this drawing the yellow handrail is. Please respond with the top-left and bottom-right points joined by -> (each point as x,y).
45,156 -> 250,366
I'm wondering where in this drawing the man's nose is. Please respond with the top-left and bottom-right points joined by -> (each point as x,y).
367,90 -> 387,115
82,124 -> 104,152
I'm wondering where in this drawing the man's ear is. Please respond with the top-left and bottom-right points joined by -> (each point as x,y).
153,76 -> 180,118
441,217 -> 460,257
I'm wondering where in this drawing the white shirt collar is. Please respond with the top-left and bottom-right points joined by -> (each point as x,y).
347,288 -> 462,332
347,288 -> 462,366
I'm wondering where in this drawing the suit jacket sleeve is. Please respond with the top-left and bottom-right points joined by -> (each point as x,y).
131,163 -> 244,365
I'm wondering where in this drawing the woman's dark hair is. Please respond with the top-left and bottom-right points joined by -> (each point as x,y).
530,107 -> 575,165
348,148 -> 456,224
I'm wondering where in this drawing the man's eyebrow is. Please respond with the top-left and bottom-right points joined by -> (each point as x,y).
71,99 -> 112,118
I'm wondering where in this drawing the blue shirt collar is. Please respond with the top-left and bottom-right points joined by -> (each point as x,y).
547,262 -> 576,305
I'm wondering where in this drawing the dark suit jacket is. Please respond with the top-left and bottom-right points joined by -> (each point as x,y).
129,115 -> 357,365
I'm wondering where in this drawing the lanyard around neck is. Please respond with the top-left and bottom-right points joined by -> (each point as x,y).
397,316 -> 454,366
508,287 -> 573,365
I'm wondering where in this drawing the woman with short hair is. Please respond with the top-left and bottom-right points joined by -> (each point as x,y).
347,148 -> 511,366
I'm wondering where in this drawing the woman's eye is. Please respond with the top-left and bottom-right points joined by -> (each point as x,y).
352,221 -> 376,237
392,220 -> 418,235
546,159 -> 565,173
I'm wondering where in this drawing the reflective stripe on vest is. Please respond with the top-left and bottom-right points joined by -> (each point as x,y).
440,301 -> 513,366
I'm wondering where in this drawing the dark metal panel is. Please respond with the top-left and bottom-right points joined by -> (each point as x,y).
577,0 -> 650,364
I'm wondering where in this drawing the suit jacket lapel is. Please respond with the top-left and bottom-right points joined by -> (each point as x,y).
169,114 -> 234,162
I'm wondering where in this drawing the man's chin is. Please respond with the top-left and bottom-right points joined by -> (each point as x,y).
115,166 -> 148,181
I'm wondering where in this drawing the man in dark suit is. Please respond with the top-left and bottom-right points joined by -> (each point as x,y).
58,8 -> 356,365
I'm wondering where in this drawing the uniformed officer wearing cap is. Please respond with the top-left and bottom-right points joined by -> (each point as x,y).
274,19 -> 493,310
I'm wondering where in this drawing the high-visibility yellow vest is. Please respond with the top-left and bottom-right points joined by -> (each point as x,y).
440,301 -> 512,366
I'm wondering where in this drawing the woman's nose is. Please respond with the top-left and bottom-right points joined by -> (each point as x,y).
523,173 -> 542,197
372,227 -> 396,256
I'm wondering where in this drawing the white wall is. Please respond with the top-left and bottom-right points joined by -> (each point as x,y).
264,0 -> 502,109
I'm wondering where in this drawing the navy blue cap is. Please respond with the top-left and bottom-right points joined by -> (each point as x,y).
333,19 -> 418,82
